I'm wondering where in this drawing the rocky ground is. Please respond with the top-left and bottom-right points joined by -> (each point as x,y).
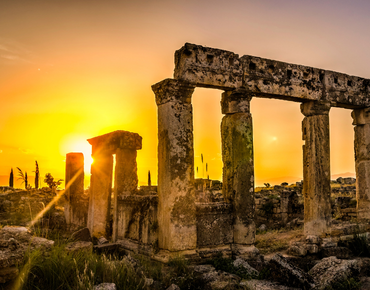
0,224 -> 369,289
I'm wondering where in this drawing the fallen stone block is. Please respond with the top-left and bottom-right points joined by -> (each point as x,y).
65,241 -> 93,253
70,227 -> 91,242
309,256 -> 360,289
267,253 -> 315,289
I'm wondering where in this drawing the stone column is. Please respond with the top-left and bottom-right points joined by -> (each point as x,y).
301,101 -> 331,236
152,78 -> 196,252
352,108 -> 370,220
87,152 -> 113,238
221,89 -> 256,251
65,152 -> 86,228
112,148 -> 138,241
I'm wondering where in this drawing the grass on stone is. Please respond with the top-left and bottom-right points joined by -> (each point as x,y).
255,227 -> 303,255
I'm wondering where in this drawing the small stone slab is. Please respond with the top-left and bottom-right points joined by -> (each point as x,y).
65,241 -> 93,253
94,283 -> 116,290
93,243 -> 119,254
70,227 -> 91,242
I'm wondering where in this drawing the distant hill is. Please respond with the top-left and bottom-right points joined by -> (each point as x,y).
256,176 -> 302,187
331,172 -> 355,179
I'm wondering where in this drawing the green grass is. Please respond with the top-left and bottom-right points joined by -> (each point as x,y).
14,245 -> 145,290
324,277 -> 361,290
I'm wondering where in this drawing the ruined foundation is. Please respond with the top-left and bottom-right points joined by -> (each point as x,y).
61,43 -> 370,261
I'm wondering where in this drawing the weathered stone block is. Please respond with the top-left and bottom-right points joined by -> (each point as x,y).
116,195 -> 158,246
196,202 -> 232,247
174,43 -> 243,89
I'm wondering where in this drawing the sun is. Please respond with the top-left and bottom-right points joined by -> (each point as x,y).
60,135 -> 93,172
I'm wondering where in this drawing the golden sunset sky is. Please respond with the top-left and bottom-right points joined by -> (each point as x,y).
1,0 -> 367,188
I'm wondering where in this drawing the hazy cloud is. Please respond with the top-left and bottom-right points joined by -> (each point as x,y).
18,148 -> 33,154
0,38 -> 34,64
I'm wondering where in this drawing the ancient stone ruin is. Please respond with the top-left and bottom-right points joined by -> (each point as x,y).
63,43 -> 370,262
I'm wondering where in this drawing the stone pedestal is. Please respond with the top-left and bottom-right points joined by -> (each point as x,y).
301,101 -> 331,236
221,89 -> 255,247
352,108 -> 370,220
152,79 -> 197,252
65,152 -> 86,229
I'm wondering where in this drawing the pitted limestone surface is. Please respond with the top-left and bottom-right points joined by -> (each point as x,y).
175,43 -> 370,108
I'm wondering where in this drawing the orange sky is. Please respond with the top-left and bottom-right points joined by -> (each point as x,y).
0,0 -> 368,187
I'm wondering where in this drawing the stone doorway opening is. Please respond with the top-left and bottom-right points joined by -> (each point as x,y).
252,98 -> 303,188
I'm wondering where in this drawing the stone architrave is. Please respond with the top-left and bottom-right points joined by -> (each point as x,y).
64,152 -> 86,228
87,130 -> 142,239
221,89 -> 256,248
301,101 -> 331,236
352,108 -> 370,220
152,78 -> 197,252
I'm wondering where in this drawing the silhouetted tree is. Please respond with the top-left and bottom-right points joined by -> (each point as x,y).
148,170 -> 151,187
17,167 -> 28,189
44,173 -> 63,193
9,168 -> 14,188
34,161 -> 39,189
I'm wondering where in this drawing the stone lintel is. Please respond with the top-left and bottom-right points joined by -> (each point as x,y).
221,89 -> 253,114
152,78 -> 195,106
174,43 -> 370,108
87,130 -> 142,155
301,101 -> 331,117
174,43 -> 242,89
352,107 -> 370,125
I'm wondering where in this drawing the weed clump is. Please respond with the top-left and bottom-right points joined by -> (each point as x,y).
324,276 -> 361,290
15,245 -> 145,290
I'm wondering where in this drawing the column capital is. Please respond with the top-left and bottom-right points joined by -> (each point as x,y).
352,107 -> 370,125
152,78 -> 195,106
300,101 -> 331,117
221,89 -> 254,114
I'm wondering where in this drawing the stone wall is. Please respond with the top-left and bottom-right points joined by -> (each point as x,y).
255,187 -> 304,229
115,194 -> 158,254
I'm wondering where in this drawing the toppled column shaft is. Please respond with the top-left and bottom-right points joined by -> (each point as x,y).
301,101 -> 331,236
221,89 -> 255,246
152,79 -> 197,252
352,108 -> 370,220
